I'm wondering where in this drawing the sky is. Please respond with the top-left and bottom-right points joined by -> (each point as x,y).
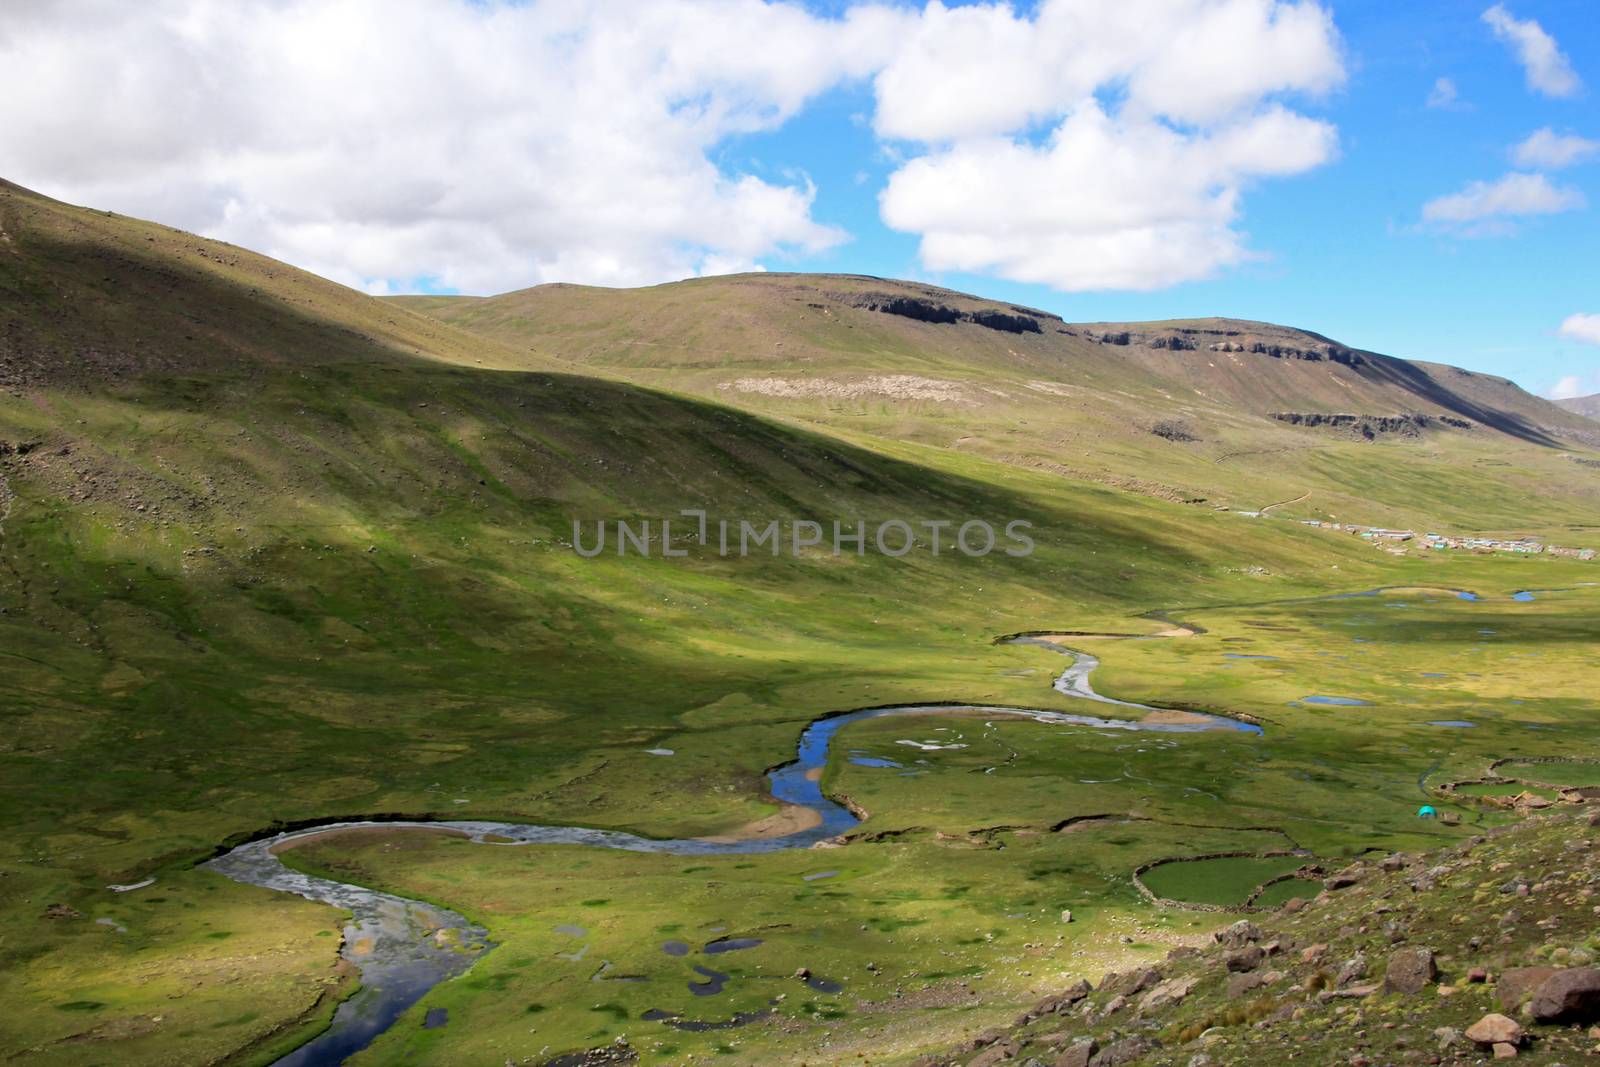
0,0 -> 1596,398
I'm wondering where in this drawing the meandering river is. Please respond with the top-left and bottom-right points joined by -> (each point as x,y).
204,638 -> 1260,1064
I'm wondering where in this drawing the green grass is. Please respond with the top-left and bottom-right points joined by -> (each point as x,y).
1500,760 -> 1600,786
1247,877 -> 1321,909
1138,856 -> 1308,908
3,182 -> 1599,1066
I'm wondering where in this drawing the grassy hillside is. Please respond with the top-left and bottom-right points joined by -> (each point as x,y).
393,275 -> 1600,539
3,184 -> 1598,1066
1556,393 -> 1600,420
0,178 -> 546,387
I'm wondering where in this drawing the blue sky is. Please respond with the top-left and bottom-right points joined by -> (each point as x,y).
1,0 -> 1595,397
738,1 -> 1599,397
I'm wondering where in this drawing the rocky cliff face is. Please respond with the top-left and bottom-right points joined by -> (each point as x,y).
838,292 -> 1052,335
1082,323 -> 1363,366
1269,412 -> 1473,439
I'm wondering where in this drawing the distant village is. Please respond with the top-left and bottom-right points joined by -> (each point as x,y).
1292,519 -> 1597,560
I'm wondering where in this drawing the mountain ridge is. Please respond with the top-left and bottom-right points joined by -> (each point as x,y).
388,272 -> 1587,447
1556,393 -> 1600,420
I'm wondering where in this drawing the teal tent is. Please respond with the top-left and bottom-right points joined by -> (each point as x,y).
1417,805 -> 1437,818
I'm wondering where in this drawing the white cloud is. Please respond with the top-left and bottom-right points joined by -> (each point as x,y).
1561,313 -> 1600,346
1482,4 -> 1582,98
1549,375 -> 1585,399
1421,172 -> 1585,233
875,0 -> 1345,291
881,104 -> 1336,290
0,0 -> 1346,295
0,0 -> 901,292
1426,77 -> 1460,109
869,0 -> 1342,139
1512,128 -> 1600,170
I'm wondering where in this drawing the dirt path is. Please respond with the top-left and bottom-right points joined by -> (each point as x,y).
1260,489 -> 1311,514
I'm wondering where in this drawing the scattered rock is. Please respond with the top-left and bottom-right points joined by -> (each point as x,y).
1088,1036 -> 1157,1066
1528,967 -> 1600,1024
1031,980 -> 1092,1018
1465,1013 -> 1523,1047
1383,947 -> 1438,994
1336,953 -> 1369,988
1227,972 -> 1267,999
1101,968 -> 1161,996
1497,967 -> 1559,1011
1139,975 -> 1198,1014
971,1041 -> 1020,1067
1324,865 -> 1364,890
1214,920 -> 1263,948
1054,1038 -> 1096,1067
1225,946 -> 1264,973
43,903 -> 81,920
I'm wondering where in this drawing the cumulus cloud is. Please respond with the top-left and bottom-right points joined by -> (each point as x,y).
876,0 -> 1345,291
0,0 -> 1346,295
0,0 -> 904,292
881,103 -> 1337,290
1421,172 -> 1585,234
1561,313 -> 1600,346
1482,4 -> 1582,98
1512,128 -> 1600,170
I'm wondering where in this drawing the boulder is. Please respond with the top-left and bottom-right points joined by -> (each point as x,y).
1102,968 -> 1161,996
1214,920 -> 1262,948
1226,972 -> 1267,999
1528,967 -> 1600,1024
1033,979 -> 1093,1016
1496,967 -> 1559,1011
1225,946 -> 1264,973
1138,975 -> 1198,1014
1383,947 -> 1438,994
1464,1013 -> 1523,1047
971,1043 -> 1019,1067
960,1043 -> 1011,1067
1089,1036 -> 1157,1066
1054,1038 -> 1096,1067
1336,953 -> 1368,988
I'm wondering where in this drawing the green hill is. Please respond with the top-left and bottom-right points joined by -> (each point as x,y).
394,274 -> 1600,538
1556,393 -> 1600,420
3,182 -> 1599,1067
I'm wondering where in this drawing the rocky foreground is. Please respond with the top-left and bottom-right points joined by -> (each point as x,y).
918,812 -> 1600,1067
